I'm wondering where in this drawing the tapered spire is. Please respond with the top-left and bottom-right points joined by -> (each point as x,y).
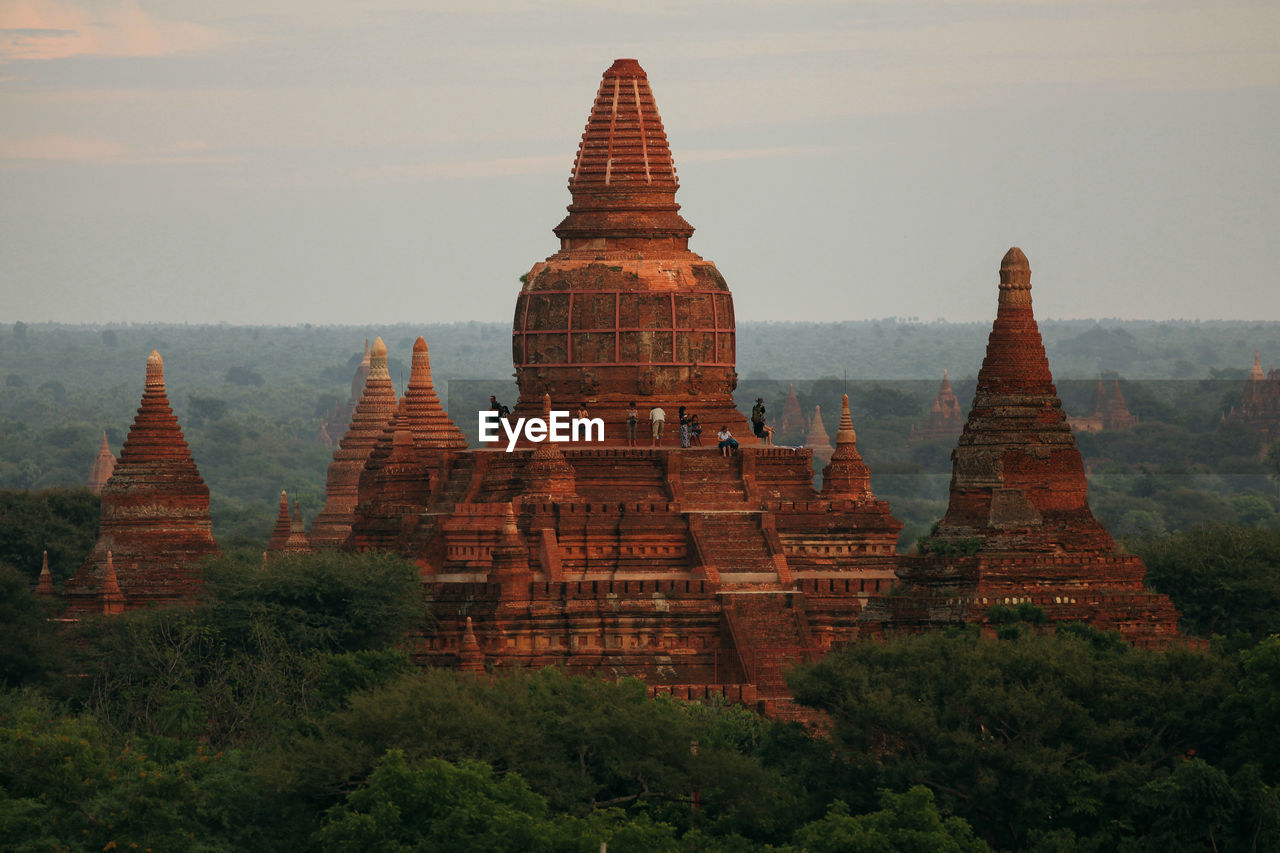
976,247 -> 1055,395
267,490 -> 292,551
35,550 -> 55,596
389,399 -> 414,462
490,503 -> 532,595
931,248 -> 1114,552
100,551 -> 125,615
88,431 -> 116,494
311,336 -> 399,547
524,394 -> 576,498
821,394 -> 872,498
459,616 -> 484,673
404,337 -> 467,449
556,58 -> 692,244
806,404 -> 834,467
779,384 -> 806,444
63,349 -> 217,614
284,500 -> 310,553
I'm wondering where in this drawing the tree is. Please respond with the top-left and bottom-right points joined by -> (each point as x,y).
792,788 -> 990,853
225,365 -> 264,386
1135,524 -> 1280,644
1267,439 -> 1280,498
203,551 -> 428,654
0,489 -> 100,586
1231,636 -> 1280,784
67,551 -> 426,746
188,395 -> 228,424
0,565 -> 66,687
787,628 -> 1236,850
0,691 -> 272,851
256,666 -> 794,841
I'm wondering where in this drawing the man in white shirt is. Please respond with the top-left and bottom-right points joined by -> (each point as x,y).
717,425 -> 739,456
649,406 -> 666,446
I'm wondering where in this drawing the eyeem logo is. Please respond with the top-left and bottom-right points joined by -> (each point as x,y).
479,411 -> 605,452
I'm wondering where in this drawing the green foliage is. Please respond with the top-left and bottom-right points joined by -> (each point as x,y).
787,629 -> 1239,850
0,488 -> 99,585
985,602 -> 1047,628
204,551 -> 429,654
0,566 -> 67,688
0,691 -> 270,852
1133,524 -> 1280,644
1268,439 -> 1280,497
917,537 -> 983,558
257,667 -> 796,841
67,551 -> 425,746
316,749 -> 687,852
792,788 -> 990,853
317,750 -> 562,852
1231,636 -> 1280,785
225,365 -> 265,386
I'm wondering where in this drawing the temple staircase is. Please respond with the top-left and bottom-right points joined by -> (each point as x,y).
720,591 -> 815,699
678,450 -> 749,506
694,512 -> 778,582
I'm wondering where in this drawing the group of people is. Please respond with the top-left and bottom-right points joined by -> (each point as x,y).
487,394 -> 777,457
625,403 -> 704,449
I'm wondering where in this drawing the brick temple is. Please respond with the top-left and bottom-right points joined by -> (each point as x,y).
64,350 -> 218,615
1068,376 -> 1138,433
874,249 -> 1180,648
60,60 -> 1187,706
909,370 -> 965,442
1228,350 -> 1280,440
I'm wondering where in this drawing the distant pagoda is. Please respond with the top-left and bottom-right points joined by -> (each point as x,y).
777,384 -> 806,445
877,249 -> 1182,648
1069,376 -> 1138,433
1228,350 -> 1280,440
87,431 -> 116,494
805,404 -> 834,467
317,339 -> 371,447
309,337 -> 399,548
63,350 -> 218,614
909,370 -> 966,442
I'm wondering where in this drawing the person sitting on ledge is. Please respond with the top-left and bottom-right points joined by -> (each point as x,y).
689,413 -> 702,446
717,425 -> 738,456
758,415 -> 775,446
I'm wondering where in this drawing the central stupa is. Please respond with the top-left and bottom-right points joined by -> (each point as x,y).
511,59 -> 752,441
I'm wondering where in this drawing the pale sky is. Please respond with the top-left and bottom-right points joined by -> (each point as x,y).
1,0 -> 1278,325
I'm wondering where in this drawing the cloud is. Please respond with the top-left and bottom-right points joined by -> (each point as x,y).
0,0 -> 227,63
345,155 -> 566,185
681,145 -> 838,164
0,133 -> 228,166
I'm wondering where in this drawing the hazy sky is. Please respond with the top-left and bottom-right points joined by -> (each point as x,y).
2,0 -> 1278,325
